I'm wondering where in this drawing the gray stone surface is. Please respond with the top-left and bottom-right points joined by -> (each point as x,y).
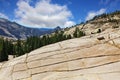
0,29 -> 120,80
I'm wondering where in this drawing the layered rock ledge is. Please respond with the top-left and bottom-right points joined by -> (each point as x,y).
0,29 -> 120,80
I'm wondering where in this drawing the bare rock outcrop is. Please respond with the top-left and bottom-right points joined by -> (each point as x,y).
0,28 -> 120,80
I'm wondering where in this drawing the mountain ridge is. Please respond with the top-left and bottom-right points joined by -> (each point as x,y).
0,18 -> 56,39
63,10 -> 120,36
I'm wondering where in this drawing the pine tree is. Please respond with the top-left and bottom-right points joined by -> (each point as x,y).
78,30 -> 85,37
67,34 -> 72,39
73,27 -> 85,38
0,39 -> 8,62
73,27 -> 79,38
16,39 -> 24,56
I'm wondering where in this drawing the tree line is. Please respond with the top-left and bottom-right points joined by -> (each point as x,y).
0,27 -> 85,62
91,10 -> 120,21
0,38 -> 13,62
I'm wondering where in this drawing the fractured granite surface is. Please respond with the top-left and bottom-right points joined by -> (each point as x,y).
0,29 -> 120,80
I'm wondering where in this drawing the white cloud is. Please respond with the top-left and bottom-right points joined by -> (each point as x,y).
85,8 -> 106,21
15,0 -> 75,28
64,21 -> 75,27
0,13 -> 8,19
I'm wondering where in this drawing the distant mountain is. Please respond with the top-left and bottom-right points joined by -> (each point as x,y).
0,18 -> 55,39
54,26 -> 62,31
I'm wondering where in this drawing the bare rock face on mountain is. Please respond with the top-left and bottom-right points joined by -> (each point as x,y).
64,11 -> 120,36
0,26 -> 120,80
0,18 -> 54,39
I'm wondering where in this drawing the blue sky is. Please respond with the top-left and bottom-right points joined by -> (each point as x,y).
0,0 -> 120,28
